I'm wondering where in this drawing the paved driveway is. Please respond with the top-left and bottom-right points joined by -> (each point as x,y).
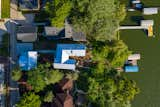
8,20 -> 19,107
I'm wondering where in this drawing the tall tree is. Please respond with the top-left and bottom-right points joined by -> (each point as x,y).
71,0 -> 122,41
85,69 -> 139,107
11,68 -> 22,81
107,40 -> 131,68
27,68 -> 46,92
66,72 -> 79,80
45,0 -> 72,28
27,64 -> 63,92
43,91 -> 54,103
16,92 -> 41,107
45,70 -> 64,85
92,40 -> 131,68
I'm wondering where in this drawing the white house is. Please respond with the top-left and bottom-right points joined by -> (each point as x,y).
53,44 -> 86,70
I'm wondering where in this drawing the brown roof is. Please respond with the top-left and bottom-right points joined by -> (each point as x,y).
52,93 -> 74,107
58,78 -> 73,91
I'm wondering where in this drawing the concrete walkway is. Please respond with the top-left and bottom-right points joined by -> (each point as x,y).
119,26 -> 148,30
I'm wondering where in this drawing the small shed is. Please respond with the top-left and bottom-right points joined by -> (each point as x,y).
141,20 -> 154,27
143,8 -> 158,15
135,3 -> 143,9
125,66 -> 139,72
128,54 -> 141,60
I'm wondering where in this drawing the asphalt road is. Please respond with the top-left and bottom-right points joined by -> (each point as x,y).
9,20 -> 19,107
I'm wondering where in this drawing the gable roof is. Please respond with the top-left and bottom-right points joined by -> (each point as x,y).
65,20 -> 86,41
17,25 -> 37,42
58,78 -> 73,91
44,27 -> 63,36
53,93 -> 73,107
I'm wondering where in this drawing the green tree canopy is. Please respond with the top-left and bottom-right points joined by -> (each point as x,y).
66,72 -> 79,80
92,40 -> 131,68
45,70 -> 64,85
27,68 -> 46,92
11,68 -> 22,81
43,91 -> 54,103
27,64 -> 64,92
71,0 -> 124,41
85,69 -> 139,107
16,92 -> 41,107
107,40 -> 131,68
45,0 -> 72,28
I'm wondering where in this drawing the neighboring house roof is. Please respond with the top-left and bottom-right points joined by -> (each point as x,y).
19,51 -> 38,71
53,93 -> 74,107
17,25 -> 37,42
72,32 -> 86,41
58,78 -> 73,91
53,44 -> 86,70
17,43 -> 33,56
44,20 -> 86,41
44,27 -> 63,36
19,0 -> 40,11
65,20 -> 86,41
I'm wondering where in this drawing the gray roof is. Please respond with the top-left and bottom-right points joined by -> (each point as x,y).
65,20 -> 86,41
44,27 -> 62,36
17,26 -> 37,42
17,26 -> 37,33
72,32 -> 86,41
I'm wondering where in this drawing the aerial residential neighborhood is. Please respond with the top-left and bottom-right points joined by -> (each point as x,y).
0,0 -> 160,107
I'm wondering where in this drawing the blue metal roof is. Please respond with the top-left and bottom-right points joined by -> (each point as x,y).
17,43 -> 33,55
19,53 -> 28,70
135,3 -> 143,9
125,66 -> 139,72
64,59 -> 76,64
19,52 -> 37,71
54,44 -> 86,64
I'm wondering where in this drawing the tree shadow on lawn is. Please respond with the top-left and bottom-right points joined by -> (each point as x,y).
130,16 -> 145,25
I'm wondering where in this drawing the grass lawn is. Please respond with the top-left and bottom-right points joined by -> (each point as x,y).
120,0 -> 160,107
1,0 -> 10,18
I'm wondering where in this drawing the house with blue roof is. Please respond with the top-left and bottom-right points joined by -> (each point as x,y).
53,44 -> 86,70
19,51 -> 38,71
